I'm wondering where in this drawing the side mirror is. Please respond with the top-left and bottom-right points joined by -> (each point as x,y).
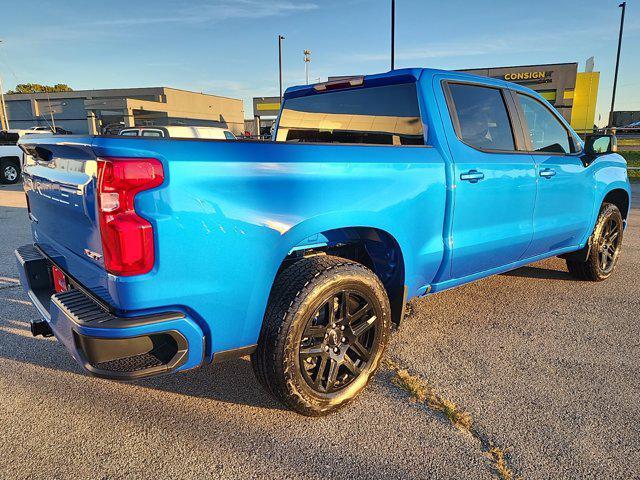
584,134 -> 617,156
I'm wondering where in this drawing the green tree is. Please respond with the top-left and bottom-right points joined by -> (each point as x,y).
7,83 -> 73,94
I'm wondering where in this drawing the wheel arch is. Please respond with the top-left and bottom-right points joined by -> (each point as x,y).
0,155 -> 21,166
275,226 -> 407,326
602,187 -> 630,221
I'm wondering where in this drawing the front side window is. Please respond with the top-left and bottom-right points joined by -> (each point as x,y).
120,130 -> 139,136
517,94 -> 572,154
448,83 -> 515,151
276,83 -> 424,145
224,131 -> 236,140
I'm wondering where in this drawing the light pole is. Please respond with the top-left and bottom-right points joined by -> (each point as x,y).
304,49 -> 311,85
0,76 -> 7,131
278,34 -> 285,106
609,2 -> 626,127
0,39 -> 8,130
391,0 -> 395,70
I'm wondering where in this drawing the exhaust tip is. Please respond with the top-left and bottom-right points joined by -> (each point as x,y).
30,321 -> 53,337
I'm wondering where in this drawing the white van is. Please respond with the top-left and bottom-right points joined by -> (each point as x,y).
119,126 -> 237,140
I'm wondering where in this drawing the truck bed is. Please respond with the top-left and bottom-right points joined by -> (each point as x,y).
19,135 -> 448,356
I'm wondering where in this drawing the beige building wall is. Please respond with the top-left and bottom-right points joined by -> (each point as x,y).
4,87 -> 245,135
163,88 -> 245,134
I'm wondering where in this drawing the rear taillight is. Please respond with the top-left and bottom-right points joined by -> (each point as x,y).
96,157 -> 164,276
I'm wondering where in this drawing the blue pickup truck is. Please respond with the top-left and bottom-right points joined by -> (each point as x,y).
16,68 -> 630,416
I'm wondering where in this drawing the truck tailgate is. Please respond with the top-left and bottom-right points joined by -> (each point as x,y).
19,137 -> 107,298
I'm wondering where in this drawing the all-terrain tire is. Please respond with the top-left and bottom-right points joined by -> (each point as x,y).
251,255 -> 391,416
566,203 -> 623,281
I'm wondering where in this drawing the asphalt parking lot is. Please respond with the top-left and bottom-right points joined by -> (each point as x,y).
1,182 -> 638,479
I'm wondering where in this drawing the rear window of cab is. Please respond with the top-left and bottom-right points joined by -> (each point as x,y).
276,83 -> 424,146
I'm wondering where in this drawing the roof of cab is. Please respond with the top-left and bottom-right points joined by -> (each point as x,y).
284,67 -> 531,99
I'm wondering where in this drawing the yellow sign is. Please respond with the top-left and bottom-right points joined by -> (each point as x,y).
570,72 -> 600,133
257,102 -> 281,111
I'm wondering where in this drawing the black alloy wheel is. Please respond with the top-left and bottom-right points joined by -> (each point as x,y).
596,216 -> 622,275
567,202 -> 624,281
299,289 -> 380,394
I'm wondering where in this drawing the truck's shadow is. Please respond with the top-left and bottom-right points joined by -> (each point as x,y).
0,312 -> 284,412
502,264 -> 574,281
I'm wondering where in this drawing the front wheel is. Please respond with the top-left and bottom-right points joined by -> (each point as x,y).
567,203 -> 624,281
252,255 -> 391,416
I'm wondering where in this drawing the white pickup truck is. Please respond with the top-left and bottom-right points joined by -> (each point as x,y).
119,125 -> 237,140
0,131 -> 22,184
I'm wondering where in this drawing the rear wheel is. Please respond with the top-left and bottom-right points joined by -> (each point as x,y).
252,255 -> 391,416
0,158 -> 21,185
567,203 -> 623,281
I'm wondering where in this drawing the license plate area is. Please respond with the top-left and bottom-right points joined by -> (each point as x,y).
51,265 -> 70,293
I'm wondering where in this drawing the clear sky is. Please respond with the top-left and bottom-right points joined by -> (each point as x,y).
1,0 -> 638,125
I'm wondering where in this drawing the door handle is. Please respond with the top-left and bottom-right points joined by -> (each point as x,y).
460,170 -> 484,183
539,168 -> 556,179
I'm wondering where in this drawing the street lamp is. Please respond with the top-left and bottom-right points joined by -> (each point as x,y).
0,39 -> 9,130
391,0 -> 395,70
278,35 -> 285,106
304,50 -> 311,85
609,2 -> 626,127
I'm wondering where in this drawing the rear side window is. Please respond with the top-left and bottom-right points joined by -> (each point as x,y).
276,83 -> 424,145
224,131 -> 236,140
120,130 -> 139,136
516,94 -> 572,154
448,83 -> 515,151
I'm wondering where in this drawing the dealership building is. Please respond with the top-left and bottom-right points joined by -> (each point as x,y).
3,87 -> 245,135
317,61 -> 600,135
459,62 -> 600,133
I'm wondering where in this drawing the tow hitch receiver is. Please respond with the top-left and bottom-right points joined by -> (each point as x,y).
30,320 -> 53,337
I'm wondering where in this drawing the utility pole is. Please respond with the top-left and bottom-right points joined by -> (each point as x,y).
46,92 -> 56,131
278,34 -> 285,106
0,76 -> 7,131
304,50 -> 311,85
609,2 -> 626,127
0,39 -> 8,130
391,0 -> 395,70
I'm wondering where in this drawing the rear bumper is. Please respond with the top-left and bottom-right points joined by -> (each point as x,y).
15,244 -> 205,380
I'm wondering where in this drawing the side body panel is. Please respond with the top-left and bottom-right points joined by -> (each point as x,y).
430,73 -> 537,281
89,137 -> 448,357
524,153 -> 595,257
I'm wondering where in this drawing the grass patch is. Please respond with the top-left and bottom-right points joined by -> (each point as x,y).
383,359 -> 472,431
621,150 -> 640,164
618,138 -> 640,147
620,151 -> 640,180
382,358 -> 519,479
486,446 -> 515,480
392,368 -> 473,430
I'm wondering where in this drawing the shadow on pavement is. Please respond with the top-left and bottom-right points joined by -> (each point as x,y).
501,264 -> 574,281
0,307 -> 284,412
